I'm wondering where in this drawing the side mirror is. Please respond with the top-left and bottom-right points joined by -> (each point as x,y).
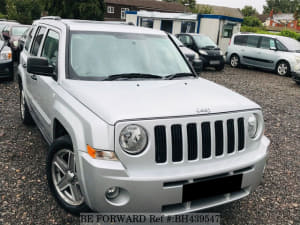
270,46 -> 277,51
27,57 -> 54,77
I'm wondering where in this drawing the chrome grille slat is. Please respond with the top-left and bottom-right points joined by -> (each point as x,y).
154,116 -> 246,164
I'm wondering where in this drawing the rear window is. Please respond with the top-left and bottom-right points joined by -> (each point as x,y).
234,35 -> 248,46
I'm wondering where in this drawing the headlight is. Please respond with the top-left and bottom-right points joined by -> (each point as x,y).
119,125 -> 148,155
220,50 -> 224,56
248,114 -> 259,138
13,41 -> 18,47
0,51 -> 12,61
199,50 -> 208,55
194,53 -> 200,60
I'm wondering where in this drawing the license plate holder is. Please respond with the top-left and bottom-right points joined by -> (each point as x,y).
182,174 -> 242,202
210,60 -> 220,65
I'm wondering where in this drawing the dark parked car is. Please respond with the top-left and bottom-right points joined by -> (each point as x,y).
176,33 -> 225,71
0,39 -> 13,80
2,24 -> 30,60
169,34 -> 203,73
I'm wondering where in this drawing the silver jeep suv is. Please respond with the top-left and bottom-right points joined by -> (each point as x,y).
18,17 -> 270,214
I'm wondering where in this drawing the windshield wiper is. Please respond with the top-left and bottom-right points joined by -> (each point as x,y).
164,73 -> 195,80
104,73 -> 163,81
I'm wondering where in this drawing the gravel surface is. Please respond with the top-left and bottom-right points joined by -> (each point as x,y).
0,65 -> 299,225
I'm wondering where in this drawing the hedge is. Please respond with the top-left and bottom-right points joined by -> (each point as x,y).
241,26 -> 300,41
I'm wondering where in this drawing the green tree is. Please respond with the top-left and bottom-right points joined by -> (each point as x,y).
241,6 -> 258,17
263,0 -> 300,14
6,0 -> 41,24
195,5 -> 213,14
43,0 -> 104,20
0,0 -> 7,14
242,16 -> 262,27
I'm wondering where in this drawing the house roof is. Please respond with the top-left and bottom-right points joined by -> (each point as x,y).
104,0 -> 185,13
272,13 -> 294,22
257,14 -> 269,23
196,4 -> 243,19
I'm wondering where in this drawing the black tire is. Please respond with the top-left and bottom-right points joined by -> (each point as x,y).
8,63 -> 14,81
46,135 -> 90,215
215,64 -> 225,71
20,86 -> 34,125
230,54 -> 240,68
276,61 -> 290,76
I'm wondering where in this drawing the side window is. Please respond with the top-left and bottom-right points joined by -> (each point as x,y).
24,27 -> 34,51
260,37 -> 272,49
41,30 -> 59,69
234,35 -> 248,46
276,40 -> 288,51
30,26 -> 46,56
178,35 -> 192,45
247,36 -> 260,48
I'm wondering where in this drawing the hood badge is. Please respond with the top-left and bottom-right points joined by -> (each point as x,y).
196,108 -> 211,114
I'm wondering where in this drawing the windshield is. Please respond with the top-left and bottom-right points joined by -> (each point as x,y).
12,26 -> 28,36
69,32 -> 191,80
193,35 -> 217,49
278,37 -> 300,52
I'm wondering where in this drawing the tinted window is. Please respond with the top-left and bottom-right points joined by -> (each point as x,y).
161,20 -> 173,33
41,30 -> 59,69
181,21 -> 195,33
234,35 -> 247,46
30,27 -> 46,56
247,36 -> 260,48
260,37 -> 275,49
141,18 -> 153,28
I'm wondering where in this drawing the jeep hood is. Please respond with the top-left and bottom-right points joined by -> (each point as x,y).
62,78 -> 260,125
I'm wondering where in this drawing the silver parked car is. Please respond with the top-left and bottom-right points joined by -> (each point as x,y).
227,33 -> 300,77
18,17 -> 269,214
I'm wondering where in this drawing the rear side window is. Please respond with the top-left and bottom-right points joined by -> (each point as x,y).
247,36 -> 260,48
30,26 -> 46,56
234,35 -> 248,46
41,30 -> 59,69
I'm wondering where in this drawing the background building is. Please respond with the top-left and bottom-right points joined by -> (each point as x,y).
104,0 -> 185,21
126,10 -> 243,52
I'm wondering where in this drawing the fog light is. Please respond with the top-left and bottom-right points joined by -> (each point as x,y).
105,187 -> 120,199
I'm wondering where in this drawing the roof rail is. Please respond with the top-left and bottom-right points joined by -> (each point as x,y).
40,16 -> 61,20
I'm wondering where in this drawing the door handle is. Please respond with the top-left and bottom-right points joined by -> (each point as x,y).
30,74 -> 37,80
22,63 -> 27,68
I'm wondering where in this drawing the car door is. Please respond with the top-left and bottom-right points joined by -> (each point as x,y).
242,35 -> 261,66
19,25 -> 36,107
256,37 -> 278,69
25,26 -> 47,128
36,29 -> 60,138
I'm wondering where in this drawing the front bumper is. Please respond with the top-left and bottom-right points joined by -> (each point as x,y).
77,136 -> 269,214
199,55 -> 225,68
0,60 -> 13,78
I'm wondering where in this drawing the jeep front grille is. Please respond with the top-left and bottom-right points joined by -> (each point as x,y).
154,118 -> 245,163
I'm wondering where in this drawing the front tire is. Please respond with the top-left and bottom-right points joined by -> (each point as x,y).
20,87 -> 34,125
46,135 -> 90,215
230,54 -> 240,68
276,61 -> 290,76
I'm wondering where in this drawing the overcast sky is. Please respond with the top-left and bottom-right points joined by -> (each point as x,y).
196,0 -> 267,14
